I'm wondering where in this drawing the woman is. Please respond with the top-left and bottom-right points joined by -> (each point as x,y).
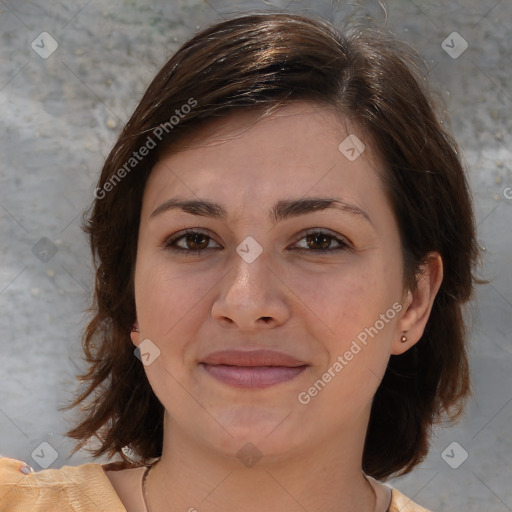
0,12 -> 480,512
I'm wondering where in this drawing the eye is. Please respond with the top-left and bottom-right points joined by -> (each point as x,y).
291,229 -> 350,254
162,228 -> 349,256
163,229 -> 220,255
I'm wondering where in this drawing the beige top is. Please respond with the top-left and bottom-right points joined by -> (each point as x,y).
0,456 -> 432,511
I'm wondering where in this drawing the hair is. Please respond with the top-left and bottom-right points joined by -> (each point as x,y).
64,11 -> 482,480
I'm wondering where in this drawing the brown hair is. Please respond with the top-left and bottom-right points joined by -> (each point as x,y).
64,12 -> 481,480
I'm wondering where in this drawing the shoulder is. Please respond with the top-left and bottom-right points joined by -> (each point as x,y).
0,456 -> 126,511
389,487 -> 434,512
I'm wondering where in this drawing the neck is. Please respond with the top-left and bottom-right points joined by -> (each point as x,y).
145,414 -> 378,512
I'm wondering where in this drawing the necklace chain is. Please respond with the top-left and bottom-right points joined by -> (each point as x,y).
141,462 -> 378,512
142,463 -> 154,512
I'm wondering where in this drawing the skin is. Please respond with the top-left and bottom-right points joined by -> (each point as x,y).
105,101 -> 443,512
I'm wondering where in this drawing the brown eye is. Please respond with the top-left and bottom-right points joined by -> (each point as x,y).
293,229 -> 349,254
181,233 -> 210,250
164,229 -> 220,255
306,233 -> 332,250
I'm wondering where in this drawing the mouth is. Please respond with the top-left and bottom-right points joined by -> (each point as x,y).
199,349 -> 309,389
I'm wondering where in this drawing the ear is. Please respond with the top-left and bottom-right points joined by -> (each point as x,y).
392,252 -> 443,355
130,320 -> 140,346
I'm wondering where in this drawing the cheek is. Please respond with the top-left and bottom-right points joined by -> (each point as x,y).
134,256 -> 209,335
285,258 -> 393,332
288,259 -> 400,377
297,272 -> 399,415
295,271 -> 368,329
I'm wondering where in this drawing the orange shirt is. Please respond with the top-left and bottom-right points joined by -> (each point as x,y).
0,456 -> 432,511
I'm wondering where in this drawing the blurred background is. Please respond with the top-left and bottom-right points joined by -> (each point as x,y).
0,1 -> 511,510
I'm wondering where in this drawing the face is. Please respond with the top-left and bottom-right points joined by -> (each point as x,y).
131,102 -> 411,459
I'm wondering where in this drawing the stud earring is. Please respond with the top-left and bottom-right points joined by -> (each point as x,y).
400,332 -> 408,343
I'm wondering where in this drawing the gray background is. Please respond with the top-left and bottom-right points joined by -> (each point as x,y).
0,0 -> 511,511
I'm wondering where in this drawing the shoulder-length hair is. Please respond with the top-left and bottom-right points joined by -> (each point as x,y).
65,12 -> 481,480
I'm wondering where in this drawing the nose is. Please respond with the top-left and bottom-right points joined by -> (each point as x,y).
211,249 -> 290,330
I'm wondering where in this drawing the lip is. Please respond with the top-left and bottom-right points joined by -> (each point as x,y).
200,349 -> 306,367
199,350 -> 309,389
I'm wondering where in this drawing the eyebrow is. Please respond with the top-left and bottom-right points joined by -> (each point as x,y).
150,197 -> 372,225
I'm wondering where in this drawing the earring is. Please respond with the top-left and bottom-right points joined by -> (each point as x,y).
400,333 -> 408,343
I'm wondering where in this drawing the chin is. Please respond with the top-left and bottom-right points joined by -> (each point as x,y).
210,406 -> 301,450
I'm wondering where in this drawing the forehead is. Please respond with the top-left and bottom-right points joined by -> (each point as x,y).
142,102 -> 386,222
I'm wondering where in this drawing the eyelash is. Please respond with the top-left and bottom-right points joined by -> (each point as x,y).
162,228 -> 350,256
